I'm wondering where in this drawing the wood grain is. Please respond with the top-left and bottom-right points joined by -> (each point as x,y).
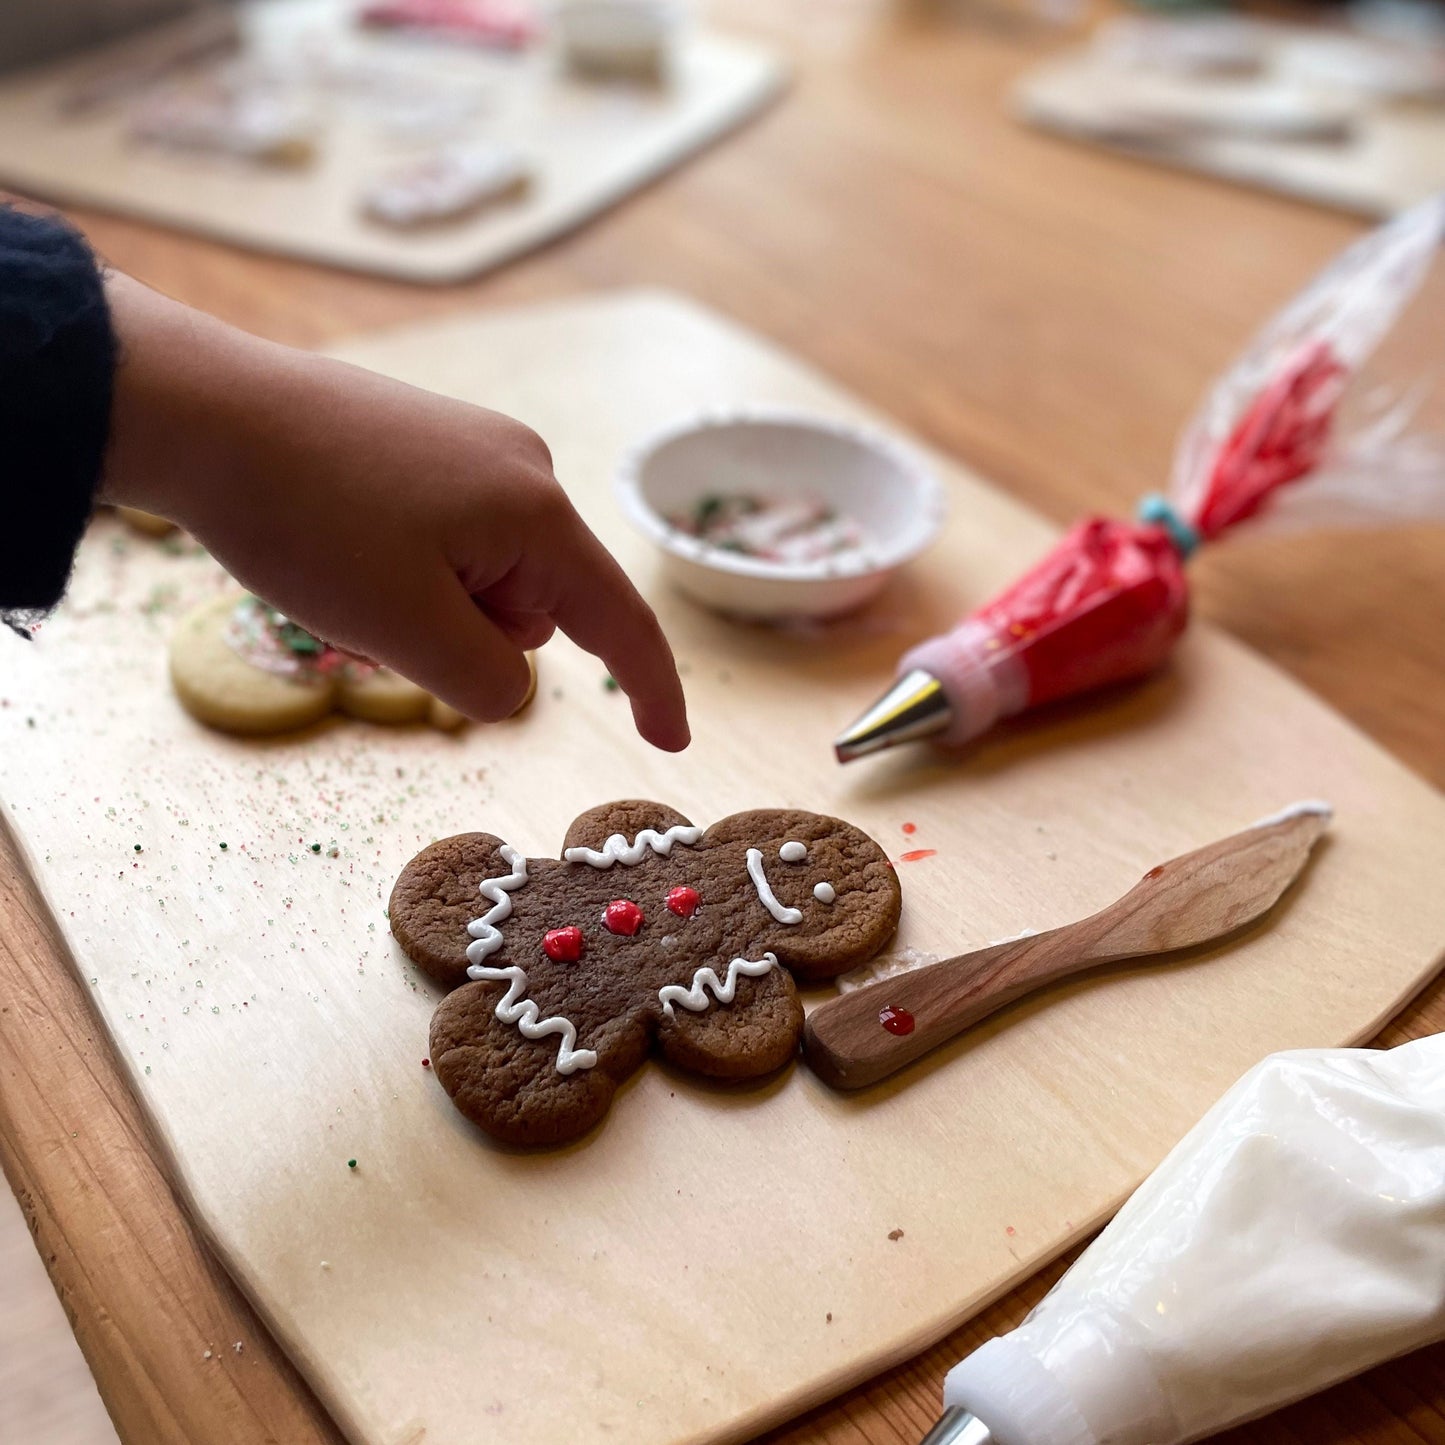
804,807 -> 1331,1087
1,2 -> 1443,1443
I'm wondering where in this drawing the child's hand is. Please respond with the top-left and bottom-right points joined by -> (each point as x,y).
101,275 -> 689,751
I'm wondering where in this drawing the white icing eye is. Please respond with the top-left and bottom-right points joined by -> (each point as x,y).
813,882 -> 836,904
779,841 -> 807,863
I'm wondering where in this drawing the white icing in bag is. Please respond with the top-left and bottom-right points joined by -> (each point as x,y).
944,1035 -> 1445,1444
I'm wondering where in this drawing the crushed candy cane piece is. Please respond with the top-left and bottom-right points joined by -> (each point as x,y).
668,492 -> 865,564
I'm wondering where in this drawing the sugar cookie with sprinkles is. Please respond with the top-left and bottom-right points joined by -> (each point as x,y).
388,800 -> 902,1146
169,592 -> 535,736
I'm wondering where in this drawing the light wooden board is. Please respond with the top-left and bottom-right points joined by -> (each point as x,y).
0,0 -> 783,282
1015,43 -> 1445,218
2,290 -> 1444,1445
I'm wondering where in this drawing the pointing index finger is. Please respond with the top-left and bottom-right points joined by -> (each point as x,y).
551,521 -> 689,751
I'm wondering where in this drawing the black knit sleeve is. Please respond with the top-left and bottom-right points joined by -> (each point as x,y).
0,206 -> 117,637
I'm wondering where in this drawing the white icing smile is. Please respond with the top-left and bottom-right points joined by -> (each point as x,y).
746,847 -> 803,925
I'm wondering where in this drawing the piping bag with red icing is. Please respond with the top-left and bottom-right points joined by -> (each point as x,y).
836,194 -> 1445,763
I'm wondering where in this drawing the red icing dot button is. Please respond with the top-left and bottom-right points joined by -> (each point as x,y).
543,926 -> 585,962
879,1005 -> 915,1036
603,899 -> 645,936
666,885 -> 701,919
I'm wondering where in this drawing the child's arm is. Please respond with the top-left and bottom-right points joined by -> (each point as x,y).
1,209 -> 688,751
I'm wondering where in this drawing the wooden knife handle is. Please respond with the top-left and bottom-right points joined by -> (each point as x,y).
803,927 -> 1104,1089
804,806 -> 1333,1091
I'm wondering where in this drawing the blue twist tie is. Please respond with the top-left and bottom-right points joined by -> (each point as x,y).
1137,494 -> 1201,559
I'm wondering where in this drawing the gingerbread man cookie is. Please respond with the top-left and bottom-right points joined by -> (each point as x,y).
169,592 -> 535,736
389,800 -> 902,1146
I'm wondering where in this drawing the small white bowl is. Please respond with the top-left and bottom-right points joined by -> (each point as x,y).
616,407 -> 947,620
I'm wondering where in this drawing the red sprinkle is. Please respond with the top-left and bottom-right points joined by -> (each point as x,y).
1145,865 -> 1165,880
879,1005 -> 915,1036
421,1058 -> 431,1068
602,899 -> 644,936
898,849 -> 937,863
901,821 -> 917,836
665,885 -> 701,919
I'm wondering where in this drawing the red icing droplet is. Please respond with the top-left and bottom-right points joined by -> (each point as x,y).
901,821 -> 917,836
666,885 -> 701,918
543,926 -> 585,962
603,899 -> 644,936
879,1005 -> 915,1036
898,849 -> 937,863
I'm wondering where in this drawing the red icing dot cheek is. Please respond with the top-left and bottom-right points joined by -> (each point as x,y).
543,926 -> 584,963
879,1005 -> 915,1036
666,886 -> 701,919
603,899 -> 645,936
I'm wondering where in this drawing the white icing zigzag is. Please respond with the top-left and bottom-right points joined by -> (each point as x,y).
465,844 -> 530,967
468,963 -> 599,1075
659,953 -> 778,1019
463,845 -> 597,1074
563,824 -> 702,868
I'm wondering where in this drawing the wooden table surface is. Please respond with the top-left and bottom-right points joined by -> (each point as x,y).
3,2 -> 1443,1442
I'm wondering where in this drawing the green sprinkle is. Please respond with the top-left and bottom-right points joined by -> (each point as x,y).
133,844 -> 142,853
602,675 -> 619,692
347,1158 -> 357,1170
694,494 -> 726,528
219,843 -> 228,851
310,843 -> 321,854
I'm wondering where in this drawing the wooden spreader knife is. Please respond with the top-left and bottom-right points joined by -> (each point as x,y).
803,801 -> 1332,1090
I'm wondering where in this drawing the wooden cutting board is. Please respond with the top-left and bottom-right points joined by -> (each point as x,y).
1015,45 -> 1445,218
0,0 -> 783,282
3,290 -> 1444,1445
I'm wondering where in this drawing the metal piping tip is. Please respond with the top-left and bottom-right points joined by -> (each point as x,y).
833,668 -> 952,764
919,1406 -> 995,1445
